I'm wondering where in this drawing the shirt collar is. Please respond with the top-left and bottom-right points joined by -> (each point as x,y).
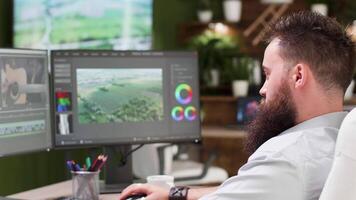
280,111 -> 348,136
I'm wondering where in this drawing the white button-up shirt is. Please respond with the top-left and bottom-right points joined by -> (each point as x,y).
200,112 -> 347,200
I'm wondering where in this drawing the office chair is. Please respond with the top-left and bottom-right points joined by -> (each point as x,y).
132,143 -> 228,185
319,108 -> 356,200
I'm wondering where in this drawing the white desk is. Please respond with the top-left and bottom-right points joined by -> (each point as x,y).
8,180 -> 119,200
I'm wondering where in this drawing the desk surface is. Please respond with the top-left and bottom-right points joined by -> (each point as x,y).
8,180 -> 119,200
8,126 -> 245,199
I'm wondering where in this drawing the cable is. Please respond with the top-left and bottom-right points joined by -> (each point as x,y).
117,144 -> 144,166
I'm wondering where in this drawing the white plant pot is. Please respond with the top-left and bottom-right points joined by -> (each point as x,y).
209,69 -> 220,87
223,0 -> 242,23
198,10 -> 213,23
232,80 -> 249,97
345,80 -> 355,100
351,20 -> 356,42
311,4 -> 328,16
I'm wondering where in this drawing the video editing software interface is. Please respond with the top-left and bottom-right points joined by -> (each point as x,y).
0,49 -> 51,156
52,51 -> 201,147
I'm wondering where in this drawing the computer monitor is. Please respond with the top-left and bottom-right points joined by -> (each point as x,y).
236,96 -> 260,126
13,0 -> 153,50
51,50 -> 201,191
0,49 -> 51,156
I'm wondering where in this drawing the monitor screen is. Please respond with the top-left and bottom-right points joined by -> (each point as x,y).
51,50 -> 201,147
236,96 -> 260,125
0,49 -> 51,156
13,0 -> 152,50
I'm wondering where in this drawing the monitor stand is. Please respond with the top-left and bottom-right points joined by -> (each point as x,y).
100,145 -> 134,193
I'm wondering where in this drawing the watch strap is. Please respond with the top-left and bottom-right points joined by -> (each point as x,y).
169,186 -> 190,200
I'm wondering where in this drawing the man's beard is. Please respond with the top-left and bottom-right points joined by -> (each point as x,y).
244,83 -> 297,155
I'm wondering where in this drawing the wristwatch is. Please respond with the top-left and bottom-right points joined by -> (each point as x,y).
169,186 -> 190,200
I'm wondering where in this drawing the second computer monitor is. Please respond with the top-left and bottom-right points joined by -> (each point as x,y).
0,49 -> 51,156
51,51 -> 200,147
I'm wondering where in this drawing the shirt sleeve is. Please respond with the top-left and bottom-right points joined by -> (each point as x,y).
199,151 -> 303,200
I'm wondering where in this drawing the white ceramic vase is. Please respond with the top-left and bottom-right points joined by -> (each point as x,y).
223,0 -> 242,23
198,10 -> 213,23
209,69 -> 220,87
232,80 -> 249,97
311,4 -> 328,16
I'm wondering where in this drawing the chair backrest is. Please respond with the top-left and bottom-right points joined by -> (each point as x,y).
319,108 -> 356,200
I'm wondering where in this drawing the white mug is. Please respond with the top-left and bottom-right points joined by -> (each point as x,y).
146,175 -> 174,189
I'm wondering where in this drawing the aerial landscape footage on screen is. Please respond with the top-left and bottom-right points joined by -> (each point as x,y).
77,68 -> 163,124
14,0 -> 152,50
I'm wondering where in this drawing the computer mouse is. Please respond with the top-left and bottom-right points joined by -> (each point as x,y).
124,193 -> 147,200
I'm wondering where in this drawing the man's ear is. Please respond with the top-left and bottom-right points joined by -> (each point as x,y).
291,63 -> 309,89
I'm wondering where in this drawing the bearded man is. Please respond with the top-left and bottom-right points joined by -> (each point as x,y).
119,11 -> 355,200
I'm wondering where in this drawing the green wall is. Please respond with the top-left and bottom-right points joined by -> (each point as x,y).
0,148 -> 95,195
153,0 -> 223,50
0,151 -> 65,194
0,0 -> 207,195
153,0 -> 195,50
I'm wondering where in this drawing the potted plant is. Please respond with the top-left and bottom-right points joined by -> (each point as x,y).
306,0 -> 331,16
190,30 -> 238,87
197,0 -> 213,23
194,38 -> 224,87
226,56 -> 252,97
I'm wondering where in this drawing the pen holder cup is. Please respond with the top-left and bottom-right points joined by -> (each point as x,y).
71,171 -> 100,200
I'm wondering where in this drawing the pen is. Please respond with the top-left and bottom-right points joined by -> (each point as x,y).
86,157 -> 92,170
93,157 -> 103,171
71,161 -> 77,171
92,155 -> 103,171
66,161 -> 74,171
90,155 -> 104,171
74,163 -> 81,171
89,155 -> 100,171
96,155 -> 108,171
66,154 -> 107,172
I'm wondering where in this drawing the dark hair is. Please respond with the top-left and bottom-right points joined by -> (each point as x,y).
266,11 -> 355,92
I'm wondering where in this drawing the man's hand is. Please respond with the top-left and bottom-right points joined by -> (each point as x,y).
118,183 -> 169,200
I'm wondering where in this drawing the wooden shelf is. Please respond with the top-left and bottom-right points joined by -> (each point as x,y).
201,95 -> 356,104
200,95 -> 237,102
200,96 -> 237,126
202,126 -> 246,138
200,85 -> 233,96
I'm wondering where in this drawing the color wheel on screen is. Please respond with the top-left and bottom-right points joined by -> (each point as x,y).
171,106 -> 184,121
175,83 -> 193,105
184,106 -> 197,121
